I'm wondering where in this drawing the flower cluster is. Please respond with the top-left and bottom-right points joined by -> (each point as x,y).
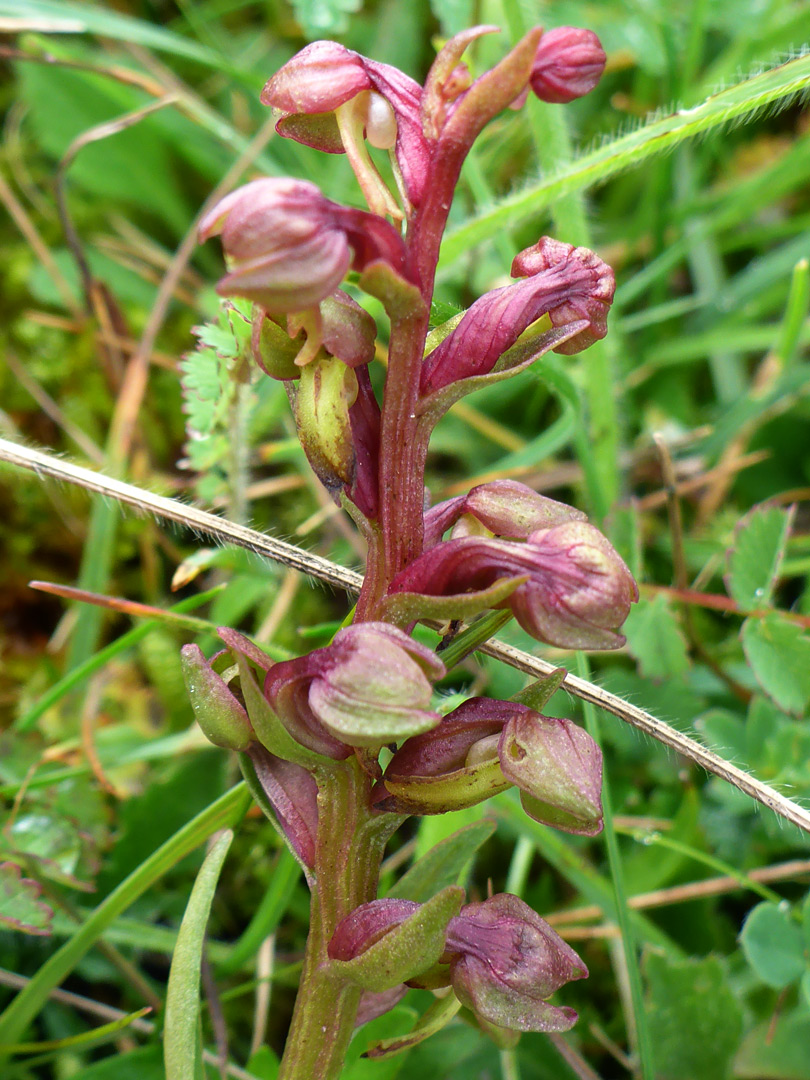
188,19 -> 630,1065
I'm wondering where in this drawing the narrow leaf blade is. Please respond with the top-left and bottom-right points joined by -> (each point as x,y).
164,830 -> 233,1080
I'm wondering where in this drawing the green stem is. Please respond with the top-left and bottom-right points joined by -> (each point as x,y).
375,306 -> 432,591
277,760 -> 400,1080
576,653 -> 654,1080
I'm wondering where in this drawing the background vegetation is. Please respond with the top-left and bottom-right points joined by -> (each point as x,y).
1,0 -> 810,1077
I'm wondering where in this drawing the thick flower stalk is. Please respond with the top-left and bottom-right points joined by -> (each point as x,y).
188,20 -> 631,1079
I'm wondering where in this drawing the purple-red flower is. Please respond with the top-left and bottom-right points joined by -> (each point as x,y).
328,892 -> 588,1033
444,893 -> 587,1032
261,40 -> 429,210
420,238 -> 614,393
388,521 -> 638,650
265,623 -> 446,752
531,27 -> 606,104
376,697 -> 603,834
199,177 -> 407,315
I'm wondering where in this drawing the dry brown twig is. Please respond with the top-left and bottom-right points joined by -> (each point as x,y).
3,436 -> 810,834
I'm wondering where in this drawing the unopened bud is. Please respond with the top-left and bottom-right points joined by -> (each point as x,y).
531,27 -> 606,104
180,643 -> 253,750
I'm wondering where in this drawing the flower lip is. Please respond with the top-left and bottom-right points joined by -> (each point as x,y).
265,623 -> 446,753
421,237 -> 615,392
447,893 -> 587,1032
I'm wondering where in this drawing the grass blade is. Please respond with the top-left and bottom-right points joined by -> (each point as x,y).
576,652 -> 654,1080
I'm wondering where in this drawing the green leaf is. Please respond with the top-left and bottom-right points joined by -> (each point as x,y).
735,1007 -> 810,1079
623,594 -> 690,680
644,952 -> 743,1080
0,862 -> 53,936
386,820 -> 496,902
245,1046 -> 280,1080
429,0 -> 474,36
330,886 -> 464,992
289,0 -> 362,37
741,614 -> 810,715
0,813 -> 95,892
726,504 -> 794,609
1,1006 -> 150,1054
0,0 -> 224,68
740,902 -> 806,989
343,1005 -> 417,1080
164,829 -> 233,1080
62,1046 -> 164,1080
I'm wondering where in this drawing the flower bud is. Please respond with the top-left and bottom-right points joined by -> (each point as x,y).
329,891 -> 589,1034
374,697 -> 514,815
388,521 -> 637,650
445,894 -> 587,1032
266,623 -> 445,751
500,712 -> 603,834
180,643 -> 253,750
530,27 -> 606,104
199,178 -> 352,314
377,698 -> 602,833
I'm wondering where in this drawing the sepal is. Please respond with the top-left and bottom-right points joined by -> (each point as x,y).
293,353 -> 358,495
